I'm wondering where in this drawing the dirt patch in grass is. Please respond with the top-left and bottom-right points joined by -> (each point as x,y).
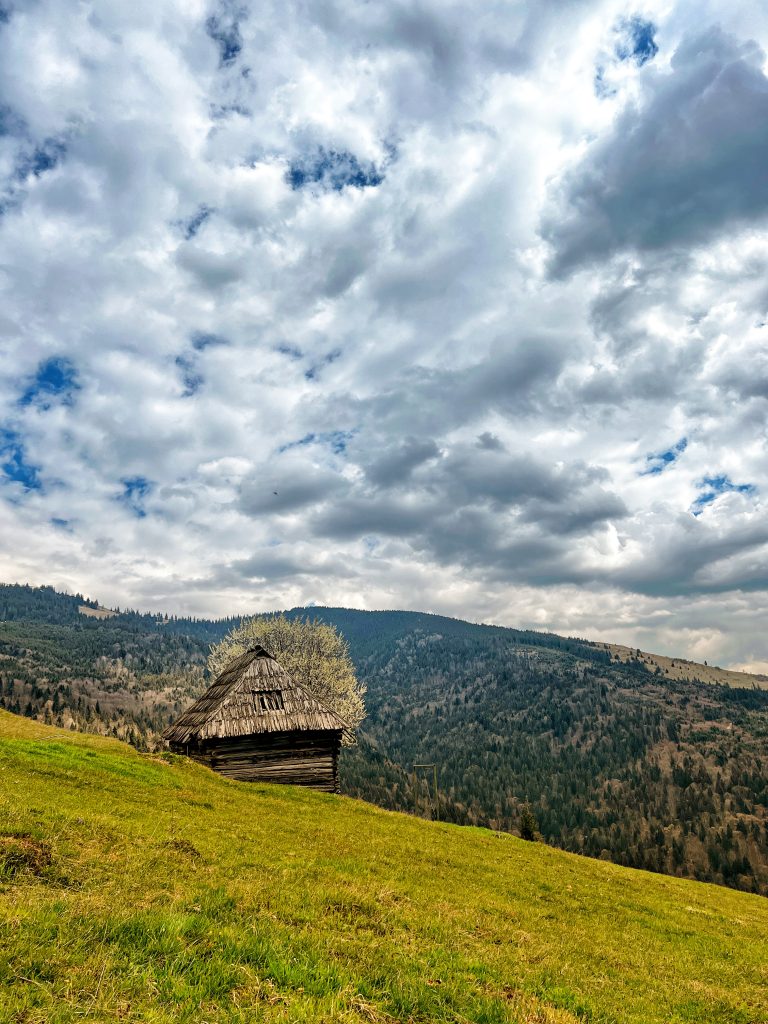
0,834 -> 53,878
164,837 -> 203,860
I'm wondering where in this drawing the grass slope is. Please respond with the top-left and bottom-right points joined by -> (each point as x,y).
1,712 -> 767,1024
601,643 -> 768,690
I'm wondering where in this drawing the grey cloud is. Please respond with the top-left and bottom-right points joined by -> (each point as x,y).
309,443 -> 626,577
712,346 -> 768,401
305,0 -> 580,118
176,246 -> 245,288
589,257 -> 689,353
311,496 -> 435,541
545,28 -> 768,272
574,259 -> 716,406
232,551 -> 303,581
424,506 -> 567,576
377,4 -> 466,86
481,0 -> 596,75
439,448 -> 569,507
520,490 -> 628,536
365,436 -> 440,488
476,432 -> 504,451
322,245 -> 367,298
353,0 -> 597,86
436,448 -> 613,511
459,336 -> 568,412
367,335 -> 569,435
612,517 -> 768,598
239,465 -> 348,516
230,548 -> 350,582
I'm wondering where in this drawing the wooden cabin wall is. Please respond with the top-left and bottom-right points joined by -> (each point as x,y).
173,730 -> 342,793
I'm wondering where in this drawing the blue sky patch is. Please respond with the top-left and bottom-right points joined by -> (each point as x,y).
20,356 -> 79,408
287,148 -> 384,193
593,66 -> 617,99
16,137 -> 67,181
305,348 -> 342,381
191,331 -> 228,351
641,437 -> 687,476
182,204 -> 213,240
616,16 -> 658,67
51,517 -> 71,530
275,343 -> 303,360
206,11 -> 242,66
120,476 -> 153,517
0,104 -> 24,137
0,427 -> 40,490
175,355 -> 203,397
691,475 -> 756,516
278,430 -> 354,456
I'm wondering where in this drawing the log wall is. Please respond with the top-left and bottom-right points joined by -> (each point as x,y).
174,729 -> 342,793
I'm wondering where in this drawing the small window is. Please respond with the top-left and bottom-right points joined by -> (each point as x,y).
256,689 -> 284,711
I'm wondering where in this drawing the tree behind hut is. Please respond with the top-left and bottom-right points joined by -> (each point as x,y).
208,614 -> 366,743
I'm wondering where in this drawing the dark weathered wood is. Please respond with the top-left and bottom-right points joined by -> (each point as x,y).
182,729 -> 342,791
163,648 -> 346,793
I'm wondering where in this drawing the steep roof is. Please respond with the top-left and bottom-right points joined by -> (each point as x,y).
162,645 -> 346,746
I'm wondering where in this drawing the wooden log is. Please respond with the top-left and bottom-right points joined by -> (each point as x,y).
170,728 -> 342,792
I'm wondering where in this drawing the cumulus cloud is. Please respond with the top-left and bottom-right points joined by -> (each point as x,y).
364,437 -> 441,488
0,0 -> 767,667
238,457 -> 350,516
545,26 -> 768,272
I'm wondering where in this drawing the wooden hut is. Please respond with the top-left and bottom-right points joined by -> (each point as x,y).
162,645 -> 345,792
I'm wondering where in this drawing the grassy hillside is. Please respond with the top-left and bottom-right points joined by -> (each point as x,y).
602,642 -> 768,690
1,711 -> 767,1024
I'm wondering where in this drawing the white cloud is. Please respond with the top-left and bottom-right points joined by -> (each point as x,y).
0,0 -> 767,667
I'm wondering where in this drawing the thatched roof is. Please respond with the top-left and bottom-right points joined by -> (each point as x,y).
162,645 -> 346,746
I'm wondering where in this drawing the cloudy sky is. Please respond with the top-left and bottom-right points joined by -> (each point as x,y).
1,0 -> 767,669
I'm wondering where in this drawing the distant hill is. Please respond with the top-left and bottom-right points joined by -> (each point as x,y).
2,582 -> 768,896
6,584 -> 767,687
1,710 -> 767,1024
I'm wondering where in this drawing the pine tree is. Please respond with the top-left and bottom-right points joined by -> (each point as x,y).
520,805 -> 538,842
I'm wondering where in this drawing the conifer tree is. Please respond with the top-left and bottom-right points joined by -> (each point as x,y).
520,805 -> 538,841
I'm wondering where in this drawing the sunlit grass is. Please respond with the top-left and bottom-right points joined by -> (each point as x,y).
1,710 -> 767,1023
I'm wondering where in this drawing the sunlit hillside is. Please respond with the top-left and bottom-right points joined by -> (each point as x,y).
1,710 -> 767,1024
600,642 -> 768,689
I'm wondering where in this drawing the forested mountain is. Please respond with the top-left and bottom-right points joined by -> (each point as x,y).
2,583 -> 767,895
344,628 -> 768,895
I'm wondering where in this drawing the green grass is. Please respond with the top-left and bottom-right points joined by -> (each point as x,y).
1,711 -> 767,1024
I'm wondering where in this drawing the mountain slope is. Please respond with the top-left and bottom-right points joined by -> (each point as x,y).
602,641 -> 768,689
2,710 -> 767,1024
2,584 -> 768,896
346,625 -> 768,894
